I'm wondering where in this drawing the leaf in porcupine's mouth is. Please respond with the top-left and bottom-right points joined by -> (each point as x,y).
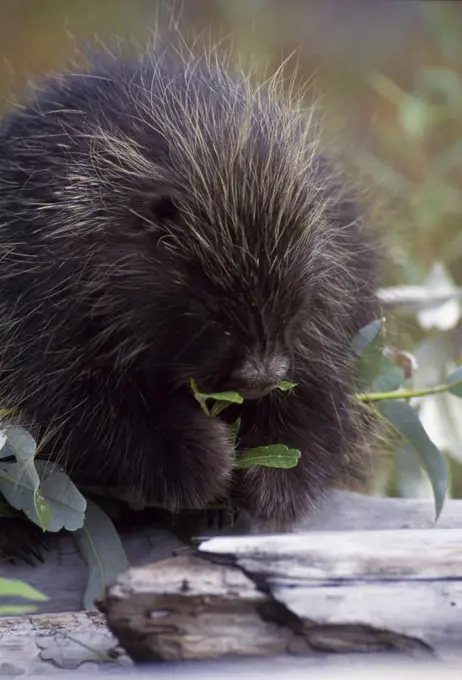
189,379 -> 301,469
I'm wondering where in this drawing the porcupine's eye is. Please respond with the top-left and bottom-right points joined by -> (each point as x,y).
208,318 -> 233,340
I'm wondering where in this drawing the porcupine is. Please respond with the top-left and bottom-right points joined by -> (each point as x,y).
0,43 -> 380,562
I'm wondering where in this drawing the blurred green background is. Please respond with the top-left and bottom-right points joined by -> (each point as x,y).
2,0 -> 462,502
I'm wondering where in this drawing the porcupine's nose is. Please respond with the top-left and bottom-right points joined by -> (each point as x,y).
230,355 -> 289,400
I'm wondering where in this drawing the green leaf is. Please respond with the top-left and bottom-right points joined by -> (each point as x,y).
351,318 -> 383,356
0,577 -> 48,614
191,379 -> 294,418
33,489 -> 54,530
353,320 -> 395,393
0,428 -> 53,530
0,460 -> 86,532
0,605 -> 38,615
355,329 -> 386,392
190,379 -> 243,416
446,366 -> 462,397
0,428 -> 38,484
199,390 -> 244,404
372,355 -> 406,393
0,578 -> 48,601
74,500 -> 130,611
376,400 -> 448,519
277,381 -> 297,391
235,445 -> 301,470
229,418 -> 241,445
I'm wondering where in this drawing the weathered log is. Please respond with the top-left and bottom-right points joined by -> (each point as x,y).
1,491 -> 462,673
102,528 -> 462,663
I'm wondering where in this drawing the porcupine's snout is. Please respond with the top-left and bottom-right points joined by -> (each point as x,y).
228,354 -> 290,399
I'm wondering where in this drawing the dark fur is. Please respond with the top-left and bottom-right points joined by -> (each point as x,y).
0,46 -> 379,560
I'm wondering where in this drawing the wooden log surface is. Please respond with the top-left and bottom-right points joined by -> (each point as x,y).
103,528 -> 462,663
1,490 -> 462,675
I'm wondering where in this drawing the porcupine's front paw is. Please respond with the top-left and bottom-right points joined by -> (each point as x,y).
234,464 -> 315,531
228,386 -> 353,530
0,516 -> 50,565
150,398 -> 236,512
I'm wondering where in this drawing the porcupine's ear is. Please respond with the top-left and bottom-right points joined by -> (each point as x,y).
147,193 -> 179,223
132,189 -> 190,260
129,188 -> 182,237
